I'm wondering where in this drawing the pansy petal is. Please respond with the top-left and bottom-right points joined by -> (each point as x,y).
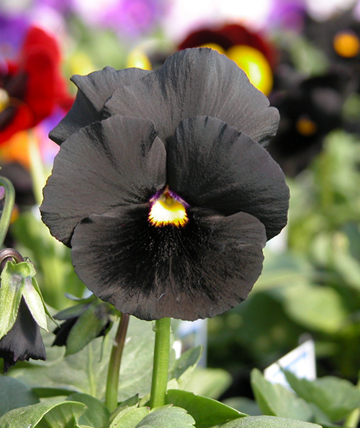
104,48 -> 279,145
50,66 -> 150,144
71,205 -> 266,321
168,116 -> 289,240
41,115 -> 166,246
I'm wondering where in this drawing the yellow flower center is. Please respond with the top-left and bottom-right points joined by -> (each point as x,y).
296,116 -> 317,136
149,187 -> 188,227
333,31 -> 360,58
0,88 -> 10,112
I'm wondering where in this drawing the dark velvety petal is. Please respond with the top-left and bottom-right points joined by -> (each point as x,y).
167,116 -> 289,240
41,115 -> 166,246
49,66 -> 150,144
0,299 -> 46,373
52,317 -> 77,347
104,48 -> 279,146
71,205 -> 266,321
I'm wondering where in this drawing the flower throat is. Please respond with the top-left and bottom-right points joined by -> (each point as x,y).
148,186 -> 189,227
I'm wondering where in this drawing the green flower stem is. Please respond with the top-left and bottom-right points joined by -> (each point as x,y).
0,177 -> 15,247
150,317 -> 171,409
105,313 -> 130,413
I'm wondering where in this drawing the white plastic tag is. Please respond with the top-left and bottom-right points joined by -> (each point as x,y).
264,339 -> 316,388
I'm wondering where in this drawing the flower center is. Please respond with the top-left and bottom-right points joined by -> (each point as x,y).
0,88 -> 10,112
333,31 -> 360,58
296,115 -> 317,136
148,187 -> 189,227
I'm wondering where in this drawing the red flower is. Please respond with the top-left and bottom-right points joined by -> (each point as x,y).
0,25 -> 73,145
178,23 -> 277,68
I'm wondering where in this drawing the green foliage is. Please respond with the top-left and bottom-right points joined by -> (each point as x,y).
250,369 -> 360,426
181,366 -> 232,399
9,316 -> 155,402
0,376 -> 39,417
223,397 -> 262,416
66,393 -> 110,428
0,399 -> 86,428
169,345 -> 203,389
166,389 -> 246,428
283,370 -> 360,422
135,406 -> 195,428
219,415 -> 322,428
109,406 -> 150,428
251,369 -> 314,422
272,280 -> 347,334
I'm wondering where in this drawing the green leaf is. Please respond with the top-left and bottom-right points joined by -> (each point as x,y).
136,405 -> 195,428
182,367 -> 232,399
166,389 -> 245,428
67,393 -> 110,428
0,376 -> 39,417
109,406 -> 150,428
0,261 -> 26,339
108,394 -> 141,425
222,398 -> 262,416
308,403 -> 335,427
283,370 -> 360,422
250,369 -> 314,422
0,398 -> 85,428
220,415 -> 322,428
10,317 -> 155,402
169,346 -> 202,389
275,281 -> 347,334
32,388 -> 75,398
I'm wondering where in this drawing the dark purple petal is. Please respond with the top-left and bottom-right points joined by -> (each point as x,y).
71,205 -> 266,321
0,299 -> 46,373
49,66 -> 150,144
41,115 -> 166,246
104,48 -> 279,146
167,116 -> 289,240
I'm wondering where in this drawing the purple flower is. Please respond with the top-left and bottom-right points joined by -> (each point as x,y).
0,15 -> 29,60
268,0 -> 307,32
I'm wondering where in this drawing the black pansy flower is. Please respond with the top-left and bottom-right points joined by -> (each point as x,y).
41,48 -> 289,321
268,71 -> 349,176
304,9 -> 360,66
